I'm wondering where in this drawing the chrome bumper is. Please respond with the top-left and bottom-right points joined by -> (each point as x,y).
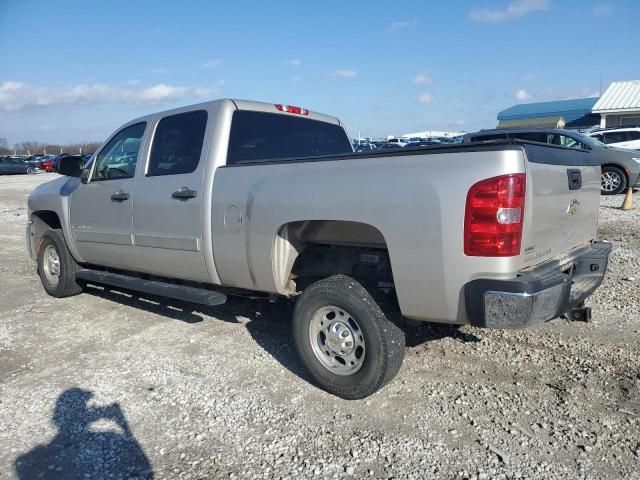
465,241 -> 612,329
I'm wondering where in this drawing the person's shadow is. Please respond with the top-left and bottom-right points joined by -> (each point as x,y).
15,388 -> 153,480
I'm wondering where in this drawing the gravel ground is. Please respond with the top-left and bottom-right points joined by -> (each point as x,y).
0,173 -> 639,480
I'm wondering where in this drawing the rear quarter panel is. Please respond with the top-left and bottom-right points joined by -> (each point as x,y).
211,147 -> 526,323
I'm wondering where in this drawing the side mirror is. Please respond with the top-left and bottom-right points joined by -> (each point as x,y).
56,156 -> 84,177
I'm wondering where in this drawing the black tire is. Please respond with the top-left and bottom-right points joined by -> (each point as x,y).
37,229 -> 84,298
601,165 -> 627,195
292,275 -> 405,400
26,166 -> 34,175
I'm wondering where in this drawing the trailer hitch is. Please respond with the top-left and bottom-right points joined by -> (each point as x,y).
567,305 -> 592,323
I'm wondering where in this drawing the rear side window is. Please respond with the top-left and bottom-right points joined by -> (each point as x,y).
471,134 -> 508,142
629,131 -> 640,140
147,110 -> 208,176
604,131 -> 629,144
509,132 -> 547,143
227,111 -> 352,164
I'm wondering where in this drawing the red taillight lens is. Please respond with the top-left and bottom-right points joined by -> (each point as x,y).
275,104 -> 309,115
464,173 -> 526,257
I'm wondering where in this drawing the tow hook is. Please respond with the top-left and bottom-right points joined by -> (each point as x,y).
568,306 -> 592,323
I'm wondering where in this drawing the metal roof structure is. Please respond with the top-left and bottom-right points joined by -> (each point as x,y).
593,80 -> 640,113
497,97 -> 599,128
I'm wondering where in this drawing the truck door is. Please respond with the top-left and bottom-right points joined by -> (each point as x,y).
131,109 -> 211,282
68,122 -> 146,270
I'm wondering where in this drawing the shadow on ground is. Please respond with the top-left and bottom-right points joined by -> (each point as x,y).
84,286 -> 478,389
15,388 -> 154,479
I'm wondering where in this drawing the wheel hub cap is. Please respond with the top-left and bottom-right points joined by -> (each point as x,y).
602,172 -> 621,192
43,244 -> 61,287
309,305 -> 366,376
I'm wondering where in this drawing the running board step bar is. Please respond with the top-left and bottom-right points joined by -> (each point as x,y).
76,269 -> 227,306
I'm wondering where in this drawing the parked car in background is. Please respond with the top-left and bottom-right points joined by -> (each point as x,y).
38,156 -> 57,172
464,128 -> 640,195
378,142 -> 403,149
0,157 -> 40,174
354,143 -> 376,152
385,138 -> 409,147
588,127 -> 640,151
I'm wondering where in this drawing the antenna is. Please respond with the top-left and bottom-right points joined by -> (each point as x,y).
600,75 -> 603,96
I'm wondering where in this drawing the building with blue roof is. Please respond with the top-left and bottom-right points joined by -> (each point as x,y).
497,97 -> 600,130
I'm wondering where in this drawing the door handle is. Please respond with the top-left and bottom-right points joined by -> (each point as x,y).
172,187 -> 197,200
111,190 -> 129,201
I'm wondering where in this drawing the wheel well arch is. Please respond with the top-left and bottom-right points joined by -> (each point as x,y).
31,210 -> 62,232
601,163 -> 629,180
272,220 -> 393,294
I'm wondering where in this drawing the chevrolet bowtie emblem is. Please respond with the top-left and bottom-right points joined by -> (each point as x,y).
567,199 -> 580,216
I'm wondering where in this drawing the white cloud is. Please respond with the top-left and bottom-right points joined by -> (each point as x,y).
411,72 -> 432,85
152,67 -> 168,75
592,3 -> 612,16
286,58 -> 301,67
125,79 -> 140,86
201,59 -> 223,69
290,75 -> 302,83
193,81 -> 225,98
387,19 -> 418,32
470,0 -> 549,23
515,89 -> 532,101
418,93 -> 433,104
331,69 -> 357,79
0,81 -> 225,112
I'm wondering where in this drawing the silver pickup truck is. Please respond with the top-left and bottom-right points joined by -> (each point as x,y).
27,99 -> 611,399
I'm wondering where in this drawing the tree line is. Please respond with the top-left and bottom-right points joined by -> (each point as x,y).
0,138 -> 103,156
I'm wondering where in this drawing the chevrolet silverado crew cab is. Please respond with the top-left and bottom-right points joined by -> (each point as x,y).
27,99 -> 611,399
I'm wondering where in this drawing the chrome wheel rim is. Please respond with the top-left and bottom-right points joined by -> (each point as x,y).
602,171 -> 622,192
42,244 -> 61,288
309,305 -> 366,376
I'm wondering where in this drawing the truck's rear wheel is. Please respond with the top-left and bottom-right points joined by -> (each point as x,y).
601,166 -> 627,195
37,229 -> 84,298
292,275 -> 405,399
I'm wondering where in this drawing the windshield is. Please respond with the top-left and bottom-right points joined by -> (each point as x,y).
571,132 -> 607,148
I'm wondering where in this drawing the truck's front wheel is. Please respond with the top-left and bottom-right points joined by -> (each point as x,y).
37,229 -> 84,298
292,275 -> 405,399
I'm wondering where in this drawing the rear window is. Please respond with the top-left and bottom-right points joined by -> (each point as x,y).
227,111 -> 352,164
471,134 -> 508,142
510,132 -> 547,143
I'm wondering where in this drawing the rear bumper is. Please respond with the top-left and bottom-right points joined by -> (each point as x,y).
465,241 -> 612,328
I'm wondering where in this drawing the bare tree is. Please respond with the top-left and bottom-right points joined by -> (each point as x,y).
7,140 -> 104,156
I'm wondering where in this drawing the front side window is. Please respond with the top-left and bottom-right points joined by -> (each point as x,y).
147,110 -> 208,176
92,122 -> 146,181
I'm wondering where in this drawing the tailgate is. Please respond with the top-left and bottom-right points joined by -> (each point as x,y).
520,143 -> 601,269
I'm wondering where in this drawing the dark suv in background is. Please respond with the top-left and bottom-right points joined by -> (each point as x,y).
463,128 -> 640,195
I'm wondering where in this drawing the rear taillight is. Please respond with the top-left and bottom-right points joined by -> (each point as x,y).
275,104 -> 309,115
464,173 -> 526,257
